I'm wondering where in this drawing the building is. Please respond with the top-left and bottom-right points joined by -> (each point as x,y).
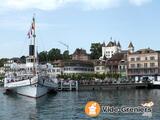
106,53 -> 127,75
127,48 -> 160,81
63,60 -> 94,74
118,53 -> 128,79
97,41 -> 134,77
47,60 -> 64,76
50,60 -> 94,75
72,48 -> 90,61
94,60 -> 107,74
100,40 -> 121,60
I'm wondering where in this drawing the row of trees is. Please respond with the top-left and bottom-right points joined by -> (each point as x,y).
0,42 -> 102,66
38,49 -> 70,63
38,42 -> 102,62
57,73 -> 121,80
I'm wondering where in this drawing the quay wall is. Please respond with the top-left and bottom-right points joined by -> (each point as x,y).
78,83 -> 148,91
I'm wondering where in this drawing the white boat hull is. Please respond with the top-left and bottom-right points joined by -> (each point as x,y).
4,75 -> 58,98
15,84 -> 49,98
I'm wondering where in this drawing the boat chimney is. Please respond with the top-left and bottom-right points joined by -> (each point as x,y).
29,45 -> 34,56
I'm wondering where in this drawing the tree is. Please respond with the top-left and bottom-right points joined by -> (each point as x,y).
0,58 -> 8,67
62,50 -> 70,60
20,56 -> 26,63
90,43 -> 102,59
48,48 -> 62,61
38,51 -> 48,63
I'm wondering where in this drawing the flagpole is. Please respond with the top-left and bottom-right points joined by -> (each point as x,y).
33,15 -> 36,75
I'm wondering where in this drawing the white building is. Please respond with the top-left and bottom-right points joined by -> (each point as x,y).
100,40 -> 121,60
39,63 -> 62,77
63,60 -> 94,74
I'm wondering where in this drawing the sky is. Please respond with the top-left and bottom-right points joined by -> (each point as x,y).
0,0 -> 160,58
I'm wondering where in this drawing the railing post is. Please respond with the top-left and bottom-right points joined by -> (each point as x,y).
69,81 -> 72,91
76,81 -> 78,91
61,80 -> 63,90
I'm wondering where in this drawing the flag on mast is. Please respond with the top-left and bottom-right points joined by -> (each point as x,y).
27,16 -> 35,39
27,30 -> 31,39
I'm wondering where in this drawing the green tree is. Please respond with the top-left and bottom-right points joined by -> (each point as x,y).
38,51 -> 48,63
20,56 -> 26,63
0,58 -> 8,67
90,43 -> 102,59
62,50 -> 70,60
48,48 -> 62,61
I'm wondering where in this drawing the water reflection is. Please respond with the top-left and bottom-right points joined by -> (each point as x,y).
0,88 -> 160,120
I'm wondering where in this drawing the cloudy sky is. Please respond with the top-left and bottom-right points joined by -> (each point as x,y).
0,0 -> 159,58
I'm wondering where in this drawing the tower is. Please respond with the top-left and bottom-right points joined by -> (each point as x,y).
117,41 -> 121,53
128,42 -> 134,53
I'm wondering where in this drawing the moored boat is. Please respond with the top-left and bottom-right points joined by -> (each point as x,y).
4,16 -> 58,98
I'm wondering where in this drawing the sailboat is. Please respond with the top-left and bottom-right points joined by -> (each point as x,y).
4,16 -> 58,98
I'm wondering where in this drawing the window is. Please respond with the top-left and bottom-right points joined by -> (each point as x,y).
123,66 -> 126,70
150,69 -> 155,73
145,57 -> 148,60
119,66 -> 121,70
96,67 -> 99,70
144,63 -> 148,68
150,63 -> 155,67
136,57 -> 140,61
131,64 -> 135,68
150,56 -> 155,60
137,63 -> 141,68
131,58 -> 135,61
144,69 -> 148,74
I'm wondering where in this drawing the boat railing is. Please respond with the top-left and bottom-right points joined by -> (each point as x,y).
5,75 -> 34,83
39,77 -> 58,88
4,75 -> 38,88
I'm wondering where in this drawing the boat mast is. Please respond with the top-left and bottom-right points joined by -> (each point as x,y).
32,15 -> 36,75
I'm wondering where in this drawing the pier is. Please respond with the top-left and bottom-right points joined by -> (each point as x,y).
58,80 -> 78,91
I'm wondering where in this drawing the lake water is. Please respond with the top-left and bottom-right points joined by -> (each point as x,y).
0,88 -> 160,120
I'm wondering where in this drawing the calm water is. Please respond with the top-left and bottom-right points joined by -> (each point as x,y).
0,88 -> 160,120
